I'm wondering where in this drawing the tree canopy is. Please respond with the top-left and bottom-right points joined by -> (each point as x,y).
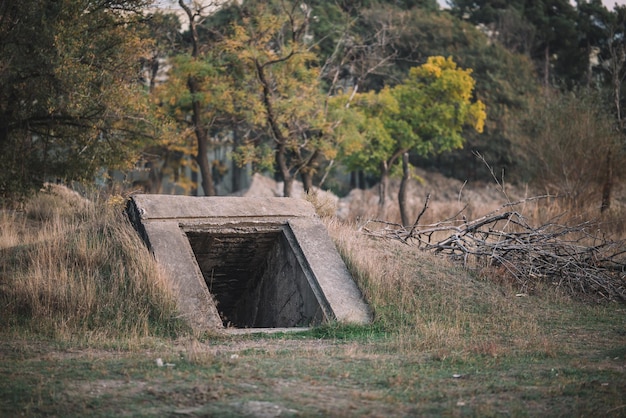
0,0 -> 156,201
343,56 -> 485,224
4,0 -> 626,217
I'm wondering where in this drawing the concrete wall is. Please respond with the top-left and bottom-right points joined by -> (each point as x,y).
185,227 -> 283,326
233,230 -> 325,328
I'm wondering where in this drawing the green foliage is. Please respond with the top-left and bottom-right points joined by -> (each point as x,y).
392,56 -> 486,153
201,0 -> 353,195
344,56 -> 486,177
351,6 -> 538,181
144,11 -> 183,61
232,142 -> 275,173
149,0 -> 623,196
157,52 -> 238,127
448,0 -> 604,89
340,89 -> 398,175
0,0 -> 157,202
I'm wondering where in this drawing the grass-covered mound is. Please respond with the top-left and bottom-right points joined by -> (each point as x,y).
0,185 -> 188,341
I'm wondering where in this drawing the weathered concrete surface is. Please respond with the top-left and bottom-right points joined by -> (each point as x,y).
128,194 -> 316,220
288,218 -> 372,324
127,195 -> 372,332
143,222 -> 223,330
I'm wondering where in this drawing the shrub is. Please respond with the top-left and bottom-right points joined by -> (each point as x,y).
515,89 -> 625,212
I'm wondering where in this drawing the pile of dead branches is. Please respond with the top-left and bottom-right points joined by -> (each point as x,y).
362,196 -> 626,302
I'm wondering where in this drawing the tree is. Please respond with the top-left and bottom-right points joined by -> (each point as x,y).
175,0 -> 219,196
346,6 -> 537,183
580,4 -> 626,212
0,0 -> 155,201
349,56 -> 486,225
342,87 -> 398,206
449,0 -> 580,88
573,0 -> 611,87
448,0 -> 526,25
527,0 -> 579,87
603,6 -> 626,131
142,12 -> 183,94
515,88 -> 624,212
215,0 -> 346,197
132,11 -> 186,194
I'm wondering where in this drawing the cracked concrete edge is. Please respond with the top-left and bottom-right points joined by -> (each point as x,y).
281,226 -> 335,323
127,199 -> 223,331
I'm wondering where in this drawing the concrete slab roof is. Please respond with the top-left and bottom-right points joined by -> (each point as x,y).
132,195 -> 316,220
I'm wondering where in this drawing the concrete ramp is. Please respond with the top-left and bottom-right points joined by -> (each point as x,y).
126,195 -> 372,332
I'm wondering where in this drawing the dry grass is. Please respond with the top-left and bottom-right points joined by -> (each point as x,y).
340,169 -> 626,240
1,185 -> 625,416
1,178 -> 621,350
304,189 -> 338,219
0,186 -> 187,341
325,217 -> 567,358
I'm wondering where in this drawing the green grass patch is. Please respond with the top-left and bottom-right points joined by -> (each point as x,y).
2,334 -> 624,417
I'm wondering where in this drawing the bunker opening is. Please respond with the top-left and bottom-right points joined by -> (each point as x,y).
183,225 -> 327,329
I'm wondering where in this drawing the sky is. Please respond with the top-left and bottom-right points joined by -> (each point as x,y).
159,0 -> 626,10
437,0 -> 626,9
591,0 -> 626,8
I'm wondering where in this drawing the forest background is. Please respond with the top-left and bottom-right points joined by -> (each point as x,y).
3,0 -> 626,224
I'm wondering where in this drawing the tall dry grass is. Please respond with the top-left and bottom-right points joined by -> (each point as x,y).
342,172 -> 626,244
0,186 -> 187,341
326,217 -> 562,357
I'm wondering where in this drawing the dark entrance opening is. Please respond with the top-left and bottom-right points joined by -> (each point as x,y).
184,225 -> 326,328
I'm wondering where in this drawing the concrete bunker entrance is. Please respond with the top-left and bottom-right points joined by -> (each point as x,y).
126,195 -> 372,332
184,224 -> 325,329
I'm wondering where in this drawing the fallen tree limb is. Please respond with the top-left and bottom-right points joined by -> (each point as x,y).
362,198 -> 626,302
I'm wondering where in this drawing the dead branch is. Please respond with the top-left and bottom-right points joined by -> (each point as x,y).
362,197 -> 626,302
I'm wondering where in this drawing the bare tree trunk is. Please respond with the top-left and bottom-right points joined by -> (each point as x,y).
190,169 -> 198,196
189,76 -> 216,196
148,53 -> 160,94
608,26 -> 626,131
0,112 -> 7,147
586,40 -> 593,87
276,142 -> 293,197
379,160 -> 389,207
613,59 -> 623,130
179,0 -> 215,196
147,160 -> 163,193
231,127 -> 242,193
601,150 -> 613,213
399,152 -> 410,227
301,171 -> 313,194
350,171 -> 357,189
283,176 -> 294,197
543,44 -> 550,88
255,59 -> 295,197
379,149 -> 405,207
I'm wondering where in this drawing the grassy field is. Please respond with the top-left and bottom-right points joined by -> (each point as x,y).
1,187 -> 625,417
